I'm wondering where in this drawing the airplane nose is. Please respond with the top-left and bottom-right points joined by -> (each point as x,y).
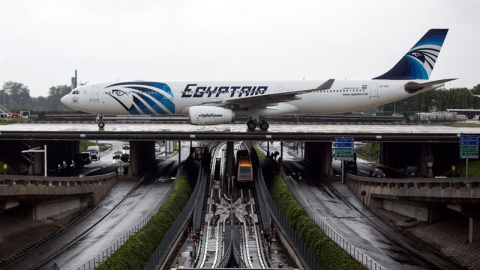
60,95 -> 68,105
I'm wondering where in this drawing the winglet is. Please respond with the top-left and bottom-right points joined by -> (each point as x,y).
316,79 -> 335,90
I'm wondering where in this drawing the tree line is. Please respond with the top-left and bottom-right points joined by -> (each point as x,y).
1,81 -> 71,113
1,80 -> 479,114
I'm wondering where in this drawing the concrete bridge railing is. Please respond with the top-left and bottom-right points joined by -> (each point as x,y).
345,174 -> 480,243
345,174 -> 480,205
0,172 -> 118,205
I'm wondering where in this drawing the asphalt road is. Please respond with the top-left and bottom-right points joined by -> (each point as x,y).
9,141 -> 192,270
283,161 -> 437,270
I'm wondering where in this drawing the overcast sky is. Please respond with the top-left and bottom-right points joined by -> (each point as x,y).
0,0 -> 479,97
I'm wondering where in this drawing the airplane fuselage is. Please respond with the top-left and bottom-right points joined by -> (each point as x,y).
62,79 -> 427,118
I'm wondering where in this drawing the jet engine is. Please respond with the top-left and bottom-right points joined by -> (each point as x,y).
189,106 -> 235,125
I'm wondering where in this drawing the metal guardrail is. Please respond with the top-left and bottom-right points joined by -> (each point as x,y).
144,160 -> 207,270
281,171 -> 387,270
74,171 -> 178,270
251,149 -> 321,270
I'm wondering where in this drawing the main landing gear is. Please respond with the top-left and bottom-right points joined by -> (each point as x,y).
97,114 -> 105,129
246,119 -> 269,131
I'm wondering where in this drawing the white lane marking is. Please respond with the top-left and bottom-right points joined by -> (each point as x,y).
79,168 -> 101,177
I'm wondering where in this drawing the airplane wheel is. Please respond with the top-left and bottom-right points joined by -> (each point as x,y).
259,121 -> 269,131
98,121 -> 105,129
247,120 -> 257,131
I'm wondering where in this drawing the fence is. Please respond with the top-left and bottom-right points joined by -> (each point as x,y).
251,149 -> 321,270
75,171 -> 179,270
144,161 -> 207,270
281,171 -> 387,270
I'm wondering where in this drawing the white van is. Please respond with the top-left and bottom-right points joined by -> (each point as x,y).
87,145 -> 100,160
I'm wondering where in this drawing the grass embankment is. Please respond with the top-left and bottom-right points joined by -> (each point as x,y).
253,147 -> 364,270
356,142 -> 380,162
443,122 -> 480,128
456,159 -> 480,177
97,173 -> 192,270
79,140 -> 110,152
0,118 -> 34,125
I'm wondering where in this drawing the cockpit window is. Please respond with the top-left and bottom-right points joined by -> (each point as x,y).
72,90 -> 79,95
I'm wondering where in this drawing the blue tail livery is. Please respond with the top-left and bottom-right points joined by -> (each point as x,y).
374,29 -> 448,80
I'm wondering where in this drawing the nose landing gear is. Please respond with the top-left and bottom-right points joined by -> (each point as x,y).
97,114 -> 105,129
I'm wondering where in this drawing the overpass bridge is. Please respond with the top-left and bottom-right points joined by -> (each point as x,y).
346,174 -> 480,243
0,172 -> 117,219
0,122 -> 478,177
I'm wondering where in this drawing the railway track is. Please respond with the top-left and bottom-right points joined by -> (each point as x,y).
195,143 -> 268,268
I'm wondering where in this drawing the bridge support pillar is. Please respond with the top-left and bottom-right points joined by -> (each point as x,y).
304,142 -> 332,177
130,141 -> 155,176
469,217 -> 480,243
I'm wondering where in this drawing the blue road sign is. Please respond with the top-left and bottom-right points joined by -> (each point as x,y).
334,138 -> 354,143
460,140 -> 479,145
461,135 -> 479,141
333,142 -> 354,148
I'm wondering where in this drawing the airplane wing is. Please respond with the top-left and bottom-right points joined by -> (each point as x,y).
405,78 -> 457,93
198,79 -> 335,109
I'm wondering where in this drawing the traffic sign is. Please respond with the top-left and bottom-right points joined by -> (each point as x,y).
427,156 -> 434,168
460,135 -> 479,159
333,137 -> 354,160
333,142 -> 354,148
460,140 -> 479,145
461,135 -> 478,141
334,138 -> 354,143
334,148 -> 354,154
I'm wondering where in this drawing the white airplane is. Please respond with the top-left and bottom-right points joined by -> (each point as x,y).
61,29 -> 455,130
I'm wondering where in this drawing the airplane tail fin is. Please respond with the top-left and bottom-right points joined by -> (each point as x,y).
373,29 -> 448,80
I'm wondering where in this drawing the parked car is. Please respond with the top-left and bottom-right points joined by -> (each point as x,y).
121,153 -> 130,162
9,113 -> 20,118
122,144 -> 130,155
155,143 -> 160,152
74,152 -> 92,167
87,145 -> 100,160
405,166 -> 419,178
112,151 -> 122,159
369,168 -> 385,178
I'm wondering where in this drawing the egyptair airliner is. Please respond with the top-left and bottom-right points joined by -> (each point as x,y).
61,29 -> 454,130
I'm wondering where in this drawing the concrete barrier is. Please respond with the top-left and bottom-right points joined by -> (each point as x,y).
0,173 -> 117,219
346,174 -> 480,202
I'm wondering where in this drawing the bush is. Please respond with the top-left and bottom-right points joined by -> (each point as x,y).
97,174 -> 192,270
254,146 -> 364,270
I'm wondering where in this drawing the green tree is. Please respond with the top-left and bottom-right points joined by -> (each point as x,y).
1,81 -> 32,109
46,85 -> 72,111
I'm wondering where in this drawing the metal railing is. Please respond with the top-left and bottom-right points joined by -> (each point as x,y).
251,149 -> 321,270
144,162 -> 207,270
281,171 -> 387,270
75,171 -> 178,270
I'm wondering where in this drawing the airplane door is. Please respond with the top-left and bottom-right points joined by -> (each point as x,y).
369,83 -> 379,99
90,86 -> 99,102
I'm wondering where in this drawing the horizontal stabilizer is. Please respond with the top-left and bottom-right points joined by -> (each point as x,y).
404,78 -> 457,93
